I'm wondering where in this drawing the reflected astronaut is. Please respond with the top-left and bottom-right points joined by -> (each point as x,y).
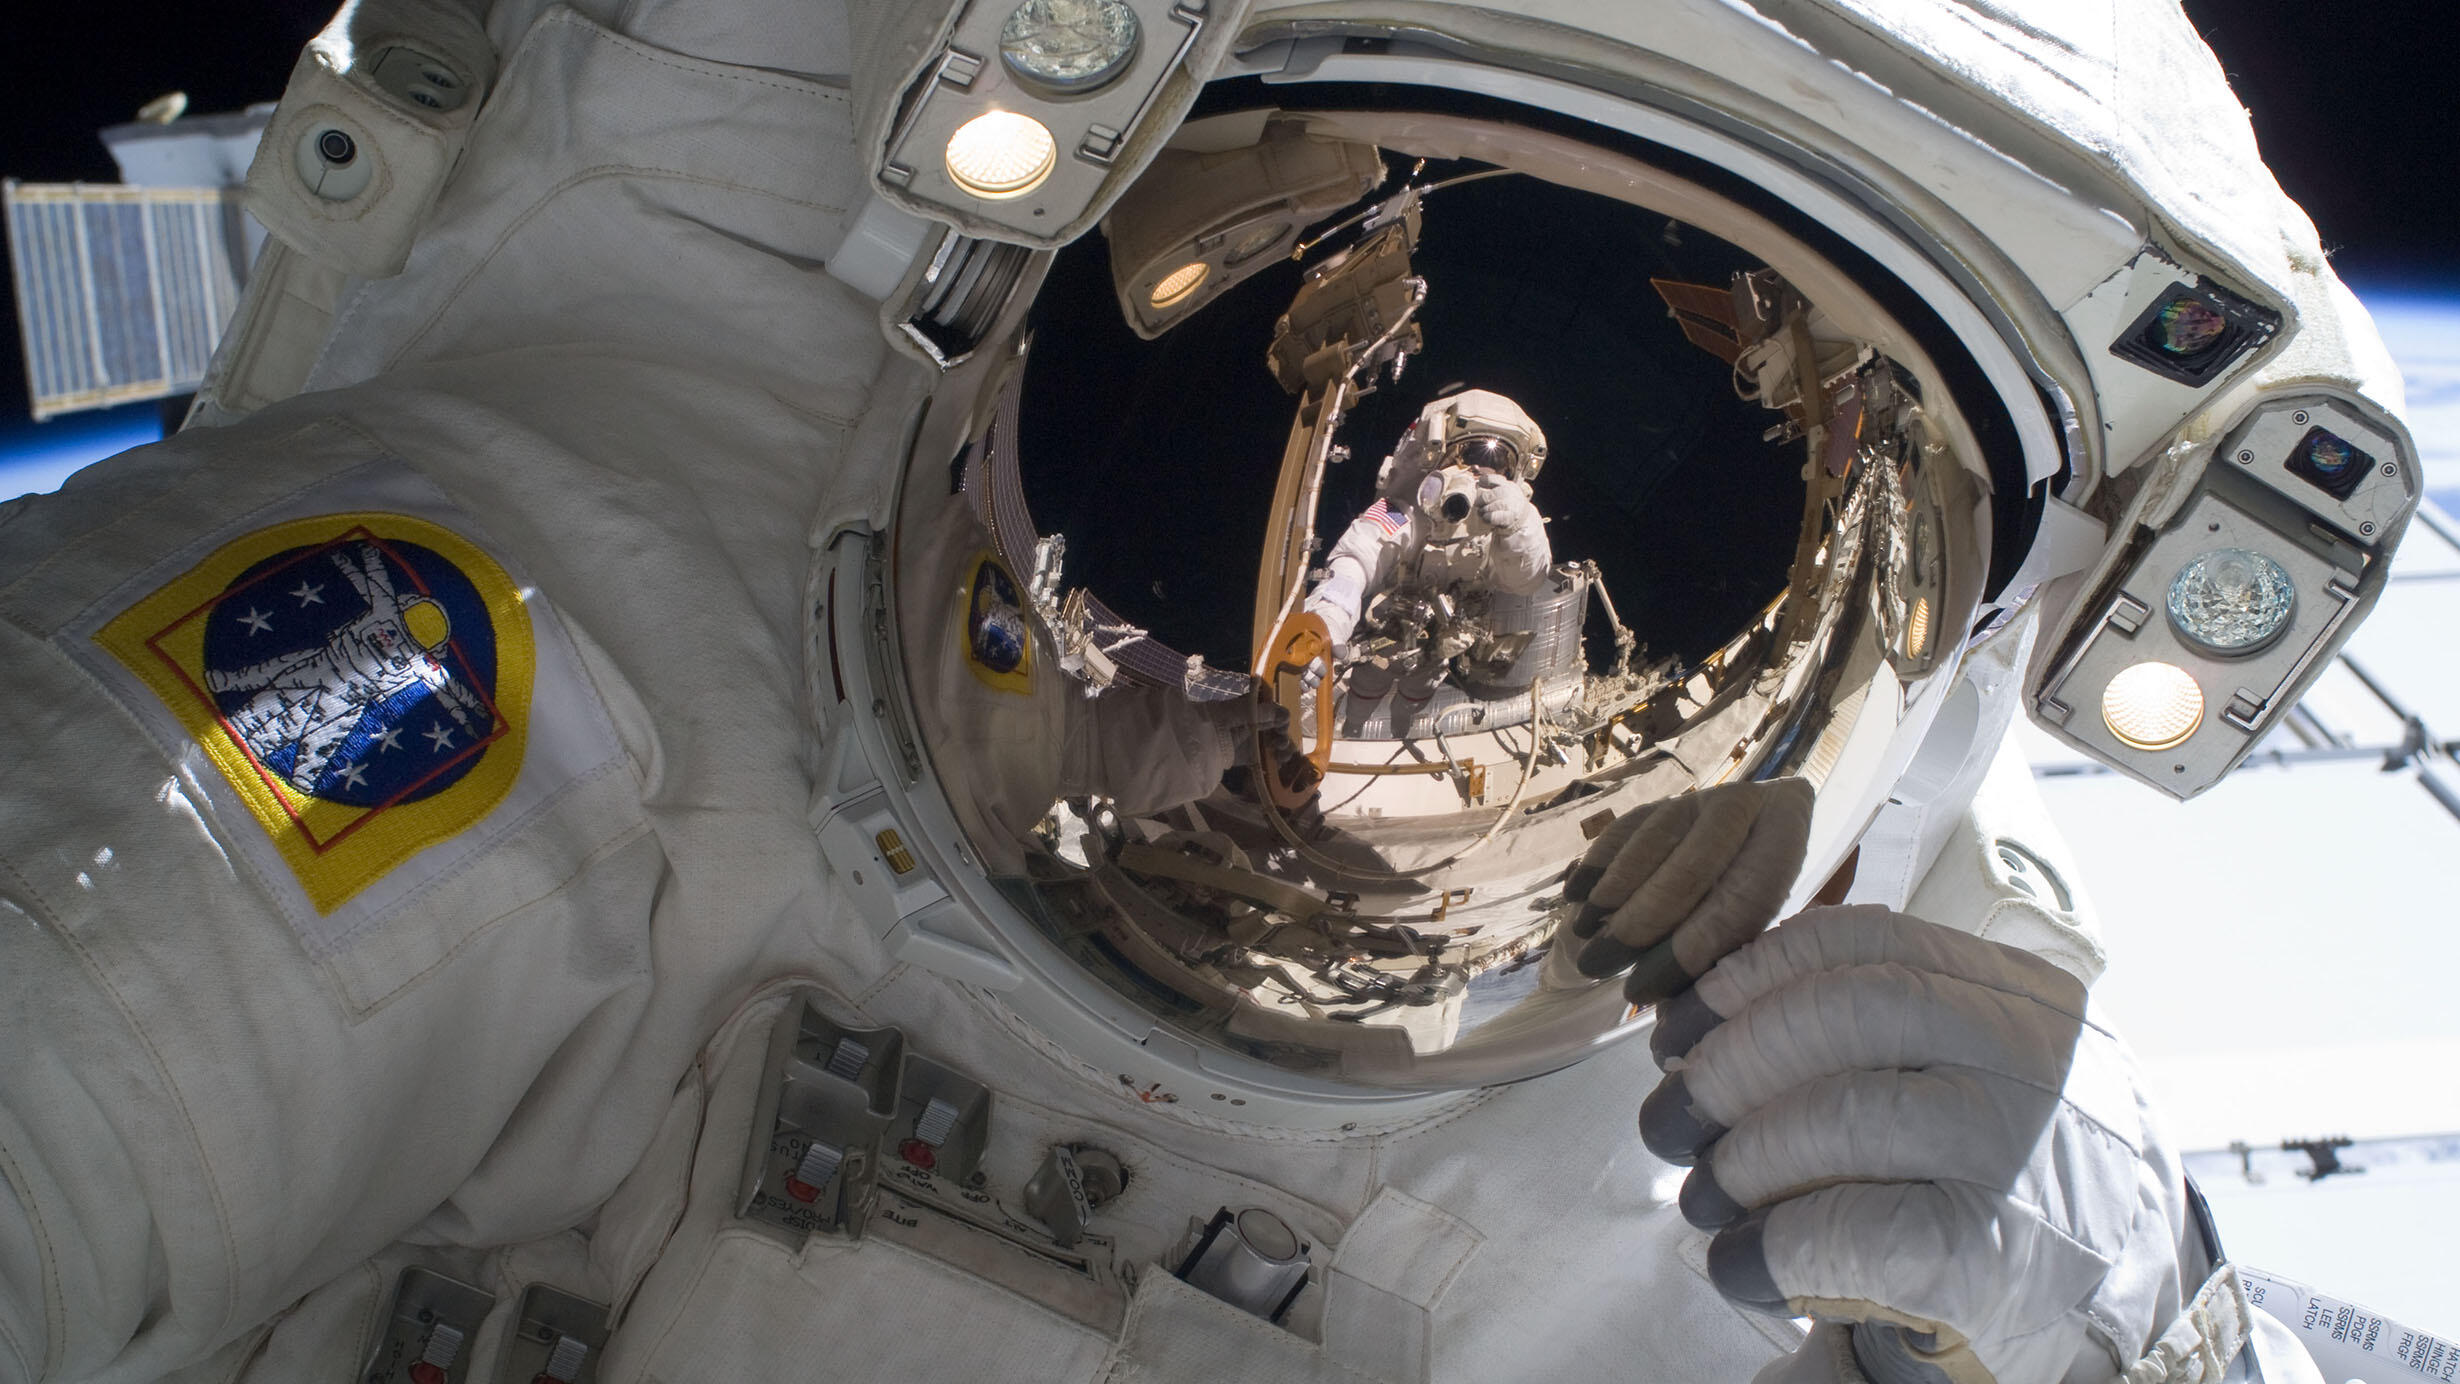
0,0 -> 2425,1382
1302,388 -> 1552,653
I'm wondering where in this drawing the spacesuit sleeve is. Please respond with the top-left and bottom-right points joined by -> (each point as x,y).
903,486 -> 1244,871
1303,505 -> 1408,648
0,391 -> 746,1381
1060,681 -> 1247,820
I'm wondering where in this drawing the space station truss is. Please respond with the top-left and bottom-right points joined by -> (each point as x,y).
4,182 -> 244,420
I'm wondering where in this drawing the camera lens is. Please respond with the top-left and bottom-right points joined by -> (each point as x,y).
2146,296 -> 2227,359
316,129 -> 357,166
2284,424 -> 2372,501
1441,493 -> 1472,523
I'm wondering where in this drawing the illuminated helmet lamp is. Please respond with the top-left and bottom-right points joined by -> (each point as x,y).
873,0 -> 1215,246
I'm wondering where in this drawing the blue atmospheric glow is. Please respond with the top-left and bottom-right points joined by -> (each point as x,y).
0,406 -> 164,502
2347,283 -> 2459,510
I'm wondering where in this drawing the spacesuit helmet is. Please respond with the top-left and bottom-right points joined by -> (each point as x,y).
849,125 -> 2004,1125
1397,388 -> 1547,494
821,2 -> 2422,1130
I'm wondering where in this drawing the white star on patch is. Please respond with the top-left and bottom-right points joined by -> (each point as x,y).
290,580 -> 325,607
336,762 -> 368,790
373,726 -> 404,753
237,606 -> 273,635
423,723 -> 456,753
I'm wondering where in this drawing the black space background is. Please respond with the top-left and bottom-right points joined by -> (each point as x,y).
0,2 -> 2452,662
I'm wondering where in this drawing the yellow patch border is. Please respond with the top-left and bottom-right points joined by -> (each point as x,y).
92,511 -> 536,913
959,548 -> 1035,695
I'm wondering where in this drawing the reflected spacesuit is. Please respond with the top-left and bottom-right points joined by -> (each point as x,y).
901,478 -> 1277,871
1303,389 -> 1552,650
0,0 -> 2423,1382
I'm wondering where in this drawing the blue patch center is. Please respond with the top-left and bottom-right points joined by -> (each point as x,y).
200,535 -> 500,808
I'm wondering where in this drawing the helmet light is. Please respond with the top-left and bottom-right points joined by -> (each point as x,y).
1148,259 -> 1208,308
2101,661 -> 2205,752
944,111 -> 1058,200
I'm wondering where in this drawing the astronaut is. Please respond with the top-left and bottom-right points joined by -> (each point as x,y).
0,0 -> 2421,1382
1302,388 -> 1552,651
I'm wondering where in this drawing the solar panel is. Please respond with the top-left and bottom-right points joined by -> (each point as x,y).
5,182 -> 244,419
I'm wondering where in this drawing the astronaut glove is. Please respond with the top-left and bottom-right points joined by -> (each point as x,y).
1473,475 -> 1550,590
1222,693 -> 1324,818
1563,776 -> 1814,1006
1221,692 -> 1299,768
1472,473 -> 1537,530
1642,907 -> 2198,1384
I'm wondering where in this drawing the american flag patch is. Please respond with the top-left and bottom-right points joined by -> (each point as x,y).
1365,501 -> 1408,536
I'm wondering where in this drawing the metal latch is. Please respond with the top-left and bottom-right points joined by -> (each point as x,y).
363,1267 -> 495,1384
737,996 -> 1003,1249
1021,1144 -> 1127,1248
495,1285 -> 608,1384
737,1000 -> 905,1242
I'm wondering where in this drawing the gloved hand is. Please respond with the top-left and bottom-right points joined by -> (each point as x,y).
1473,472 -> 1538,532
1474,474 -> 1551,593
1221,693 -> 1324,812
1220,693 -> 1297,769
1563,777 -> 1815,1006
1642,906 -> 2202,1384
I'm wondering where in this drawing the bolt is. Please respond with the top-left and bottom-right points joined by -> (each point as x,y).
2293,410 -> 2310,425
317,128 -> 357,165
2361,522 -> 2376,535
2237,449 -> 2254,463
2384,462 -> 2398,476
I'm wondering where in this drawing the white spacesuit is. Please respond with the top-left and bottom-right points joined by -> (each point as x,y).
0,1 -> 2421,1383
1303,389 -> 1552,650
